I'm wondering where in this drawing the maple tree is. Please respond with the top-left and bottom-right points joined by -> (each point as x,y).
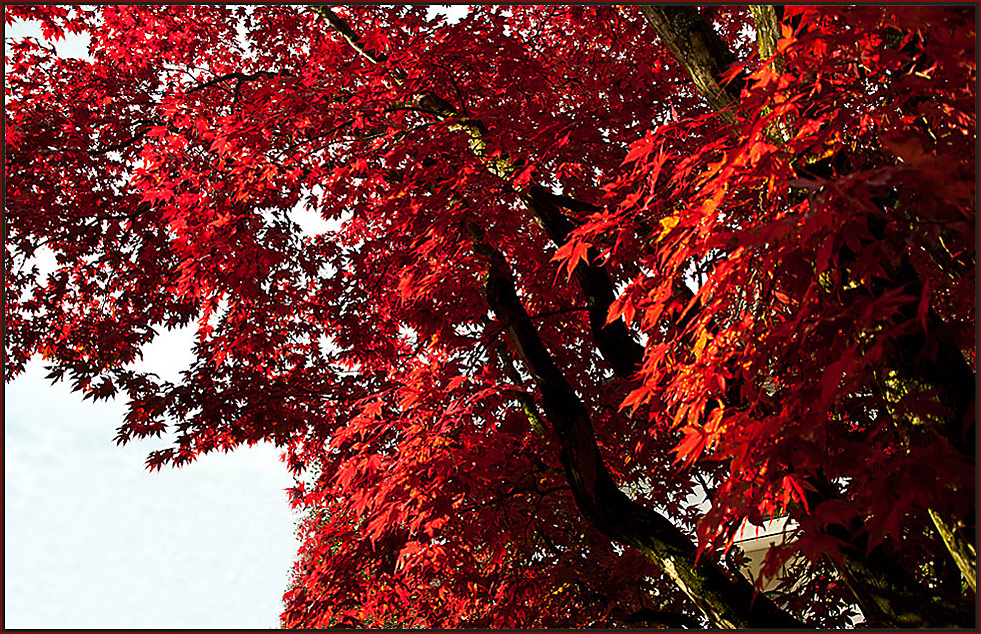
4,4 -> 976,628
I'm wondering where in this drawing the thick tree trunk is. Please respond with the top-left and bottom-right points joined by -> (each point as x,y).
315,6 -> 974,627
748,5 -> 782,69
309,13 -> 809,625
522,186 -> 645,377
469,225 -> 804,628
638,5 -> 739,118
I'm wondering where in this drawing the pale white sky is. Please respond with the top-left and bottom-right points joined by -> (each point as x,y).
5,357 -> 301,629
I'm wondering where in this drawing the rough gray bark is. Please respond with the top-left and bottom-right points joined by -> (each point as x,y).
638,6 -> 739,117
749,5 -> 782,68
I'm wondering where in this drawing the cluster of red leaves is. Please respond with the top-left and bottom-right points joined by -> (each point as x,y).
4,5 -> 974,628
591,4 -> 975,581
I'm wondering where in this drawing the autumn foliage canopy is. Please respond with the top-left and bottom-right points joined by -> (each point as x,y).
4,4 -> 976,628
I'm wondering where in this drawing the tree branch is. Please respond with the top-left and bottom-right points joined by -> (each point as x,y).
311,9 -> 803,626
186,70 -> 287,94
638,6 -> 740,119
309,5 -> 406,82
749,5 -> 783,70
467,221 -> 803,629
313,5 -> 646,380
86,124 -> 152,156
